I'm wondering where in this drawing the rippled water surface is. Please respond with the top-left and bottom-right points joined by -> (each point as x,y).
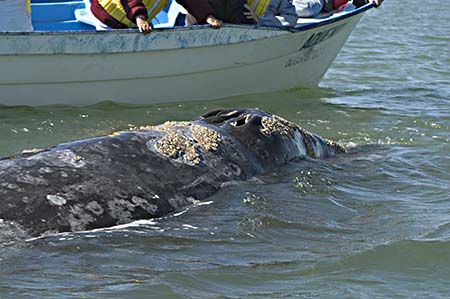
1,0 -> 450,297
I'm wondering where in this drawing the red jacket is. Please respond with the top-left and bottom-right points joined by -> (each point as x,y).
332,0 -> 347,9
91,0 -> 215,28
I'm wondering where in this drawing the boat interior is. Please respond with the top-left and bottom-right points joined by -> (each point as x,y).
30,0 -> 364,32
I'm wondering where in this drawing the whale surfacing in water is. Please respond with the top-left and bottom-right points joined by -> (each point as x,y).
0,108 -> 344,237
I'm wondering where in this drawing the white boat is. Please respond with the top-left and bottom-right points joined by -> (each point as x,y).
0,1 -> 374,106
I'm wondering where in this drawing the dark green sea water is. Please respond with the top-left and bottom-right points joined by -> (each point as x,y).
1,0 -> 450,297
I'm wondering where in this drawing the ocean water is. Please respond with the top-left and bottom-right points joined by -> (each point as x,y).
1,0 -> 450,297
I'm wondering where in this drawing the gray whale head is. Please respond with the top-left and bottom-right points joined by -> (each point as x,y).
0,108 -> 344,238
197,108 -> 344,168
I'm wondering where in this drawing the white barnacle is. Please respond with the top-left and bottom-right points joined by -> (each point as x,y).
46,195 -> 67,206
22,196 -> 31,203
86,201 -> 104,216
131,196 -> 158,214
260,115 -> 298,137
39,167 -> 53,174
1,182 -> 20,190
16,174 -> 47,185
22,148 -> 43,155
191,125 -> 220,151
156,130 -> 201,164
54,150 -> 86,168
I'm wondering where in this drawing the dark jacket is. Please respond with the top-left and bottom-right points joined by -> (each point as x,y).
352,0 -> 371,7
207,0 -> 253,24
323,0 -> 333,12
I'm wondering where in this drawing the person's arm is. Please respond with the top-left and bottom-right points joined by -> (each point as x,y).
90,0 -> 131,28
177,0 -> 223,27
123,0 -> 148,21
273,0 -> 298,27
249,0 -> 298,28
121,0 -> 153,33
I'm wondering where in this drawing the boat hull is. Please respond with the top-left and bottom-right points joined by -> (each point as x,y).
0,10 -> 365,106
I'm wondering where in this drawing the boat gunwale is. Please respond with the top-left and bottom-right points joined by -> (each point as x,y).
0,11 -> 366,85
0,2 -> 374,36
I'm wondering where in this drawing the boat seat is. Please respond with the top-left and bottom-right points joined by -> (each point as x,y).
31,0 -> 96,30
73,0 -> 96,27
74,0 -> 186,29
153,0 -> 187,28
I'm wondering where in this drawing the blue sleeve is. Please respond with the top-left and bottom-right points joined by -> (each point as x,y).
257,0 -> 298,27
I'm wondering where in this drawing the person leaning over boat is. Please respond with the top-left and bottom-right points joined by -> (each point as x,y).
243,0 -> 298,27
187,0 -> 297,28
292,0 -> 383,18
0,0 -> 33,31
187,0 -> 252,26
90,0 -> 223,34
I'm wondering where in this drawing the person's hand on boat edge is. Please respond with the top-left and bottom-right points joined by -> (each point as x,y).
136,16 -> 152,34
206,15 -> 223,28
243,4 -> 258,23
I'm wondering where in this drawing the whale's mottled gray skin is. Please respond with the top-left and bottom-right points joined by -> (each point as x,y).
0,109 -> 344,237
